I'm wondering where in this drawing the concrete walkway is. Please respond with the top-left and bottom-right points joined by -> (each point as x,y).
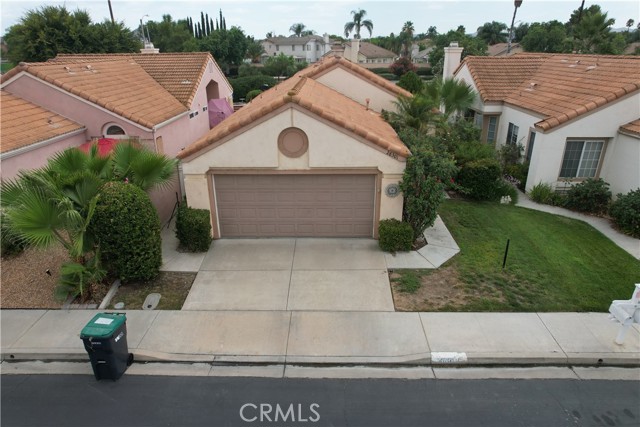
516,191 -> 640,260
2,309 -> 639,366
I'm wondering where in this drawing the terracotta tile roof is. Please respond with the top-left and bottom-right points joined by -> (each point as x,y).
2,59 -> 187,129
460,54 -> 640,131
178,74 -> 409,160
50,52 -> 228,108
619,119 -> 640,137
1,91 -> 85,154
346,41 -> 397,59
487,42 -> 523,57
299,56 -> 412,98
459,54 -> 549,102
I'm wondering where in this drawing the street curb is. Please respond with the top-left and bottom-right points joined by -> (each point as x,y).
3,350 -> 639,367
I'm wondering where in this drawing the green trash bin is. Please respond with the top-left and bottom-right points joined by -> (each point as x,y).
81,313 -> 133,381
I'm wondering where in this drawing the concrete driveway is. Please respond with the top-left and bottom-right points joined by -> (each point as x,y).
181,238 -> 393,311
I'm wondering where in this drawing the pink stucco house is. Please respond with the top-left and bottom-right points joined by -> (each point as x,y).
1,52 -> 233,221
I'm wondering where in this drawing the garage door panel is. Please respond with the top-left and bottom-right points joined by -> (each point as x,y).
215,174 -> 375,237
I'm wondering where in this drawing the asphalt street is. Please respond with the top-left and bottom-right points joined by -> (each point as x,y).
2,374 -> 639,427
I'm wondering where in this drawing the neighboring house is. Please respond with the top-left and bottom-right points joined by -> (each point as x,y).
0,52 -> 233,221
411,43 -> 433,64
328,40 -> 398,67
177,59 -> 411,239
447,45 -> 640,196
487,42 -> 523,56
261,35 -> 331,63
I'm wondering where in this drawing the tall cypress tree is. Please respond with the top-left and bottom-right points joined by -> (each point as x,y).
200,12 -> 205,37
210,18 -> 214,34
219,9 -> 223,31
205,13 -> 210,36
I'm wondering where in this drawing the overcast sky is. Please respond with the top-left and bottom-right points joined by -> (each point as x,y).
1,0 -> 638,39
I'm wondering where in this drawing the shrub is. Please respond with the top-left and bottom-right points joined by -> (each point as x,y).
229,75 -> 276,102
245,89 -> 262,102
565,178 -> 611,214
378,73 -> 396,81
609,189 -> 640,237
457,158 -> 502,201
397,71 -> 424,94
496,180 -> 519,205
400,146 -> 458,240
415,68 -> 433,76
389,56 -> 417,77
504,162 -> 529,191
529,182 -> 554,204
454,141 -> 496,167
176,203 -> 212,252
378,219 -> 414,252
91,182 -> 162,283
1,213 -> 26,257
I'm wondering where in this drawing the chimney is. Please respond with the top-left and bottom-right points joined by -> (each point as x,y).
350,38 -> 360,64
331,42 -> 345,58
140,42 -> 160,54
443,41 -> 463,80
411,43 -> 419,59
323,33 -> 330,45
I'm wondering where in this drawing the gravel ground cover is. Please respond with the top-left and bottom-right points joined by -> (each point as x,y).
1,245 -> 67,309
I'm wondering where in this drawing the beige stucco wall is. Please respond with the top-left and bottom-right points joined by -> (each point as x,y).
315,67 -> 399,113
526,94 -> 640,193
599,133 -> 640,197
181,107 -> 406,234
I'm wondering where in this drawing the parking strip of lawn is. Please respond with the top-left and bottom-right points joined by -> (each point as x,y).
391,200 -> 640,312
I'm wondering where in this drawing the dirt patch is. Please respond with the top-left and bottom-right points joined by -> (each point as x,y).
0,245 -> 68,309
390,266 -> 507,311
109,272 -> 196,310
391,266 -> 466,311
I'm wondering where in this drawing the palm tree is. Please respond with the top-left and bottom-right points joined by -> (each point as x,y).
424,77 -> 476,119
385,94 -> 438,133
344,9 -> 373,39
289,23 -> 306,37
0,141 -> 177,299
401,21 -> 415,57
477,21 -> 508,45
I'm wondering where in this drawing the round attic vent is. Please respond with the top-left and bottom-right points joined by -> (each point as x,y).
278,127 -> 308,158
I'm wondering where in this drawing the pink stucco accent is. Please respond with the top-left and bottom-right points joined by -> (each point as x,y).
1,131 -> 87,180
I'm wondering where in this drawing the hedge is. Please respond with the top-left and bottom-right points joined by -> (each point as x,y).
176,203 -> 212,252
91,181 -> 162,282
457,158 -> 503,201
609,189 -> 640,237
378,219 -> 414,252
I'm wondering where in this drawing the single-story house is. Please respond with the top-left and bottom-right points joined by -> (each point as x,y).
261,35 -> 332,64
1,52 -> 233,221
177,61 -> 410,239
447,45 -> 640,196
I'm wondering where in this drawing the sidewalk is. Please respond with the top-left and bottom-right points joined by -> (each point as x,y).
2,309 -> 639,367
516,191 -> 640,260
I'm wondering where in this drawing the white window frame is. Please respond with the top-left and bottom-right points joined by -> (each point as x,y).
558,139 -> 605,179
102,123 -> 128,139
506,122 -> 519,145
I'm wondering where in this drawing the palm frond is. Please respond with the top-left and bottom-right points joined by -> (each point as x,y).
129,151 -> 178,191
49,148 -> 88,176
7,187 -> 67,249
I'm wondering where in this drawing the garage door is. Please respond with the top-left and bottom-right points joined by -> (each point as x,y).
214,174 -> 375,237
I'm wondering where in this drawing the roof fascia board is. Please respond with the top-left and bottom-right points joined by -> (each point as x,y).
0,127 -> 86,160
532,91 -> 640,134
8,73 -> 155,132
617,129 -> 640,139
181,102 -> 408,163
153,110 -> 190,131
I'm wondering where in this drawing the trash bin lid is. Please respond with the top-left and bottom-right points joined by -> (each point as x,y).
80,313 -> 126,339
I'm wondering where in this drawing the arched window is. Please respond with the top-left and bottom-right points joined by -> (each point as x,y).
105,125 -> 126,136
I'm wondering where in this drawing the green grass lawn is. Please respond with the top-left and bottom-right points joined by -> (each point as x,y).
426,200 -> 639,312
